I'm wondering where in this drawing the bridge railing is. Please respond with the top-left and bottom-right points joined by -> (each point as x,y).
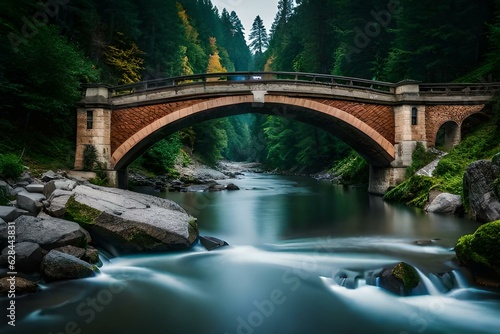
419,83 -> 500,95
109,72 -> 398,96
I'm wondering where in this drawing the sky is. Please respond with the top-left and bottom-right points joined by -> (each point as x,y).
211,0 -> 280,39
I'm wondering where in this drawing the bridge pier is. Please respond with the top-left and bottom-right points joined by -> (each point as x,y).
75,84 -> 115,181
369,166 -> 407,195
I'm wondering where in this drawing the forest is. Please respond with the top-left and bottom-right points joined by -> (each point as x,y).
1,0 -> 500,178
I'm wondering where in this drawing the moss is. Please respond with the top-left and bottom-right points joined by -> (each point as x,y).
383,175 -> 438,209
455,221 -> 500,273
391,262 -> 420,290
64,195 -> 102,227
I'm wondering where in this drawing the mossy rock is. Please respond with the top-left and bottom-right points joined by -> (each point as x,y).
378,262 -> 421,296
391,262 -> 420,291
64,195 -> 102,227
455,221 -> 500,274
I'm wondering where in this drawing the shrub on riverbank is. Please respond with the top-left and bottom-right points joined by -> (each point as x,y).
0,153 -> 24,180
329,150 -> 369,186
384,122 -> 500,209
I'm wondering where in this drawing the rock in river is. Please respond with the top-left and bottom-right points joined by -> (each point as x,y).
64,185 -> 199,255
41,250 -> 98,282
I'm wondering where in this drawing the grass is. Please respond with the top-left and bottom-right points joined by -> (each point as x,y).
384,122 -> 500,209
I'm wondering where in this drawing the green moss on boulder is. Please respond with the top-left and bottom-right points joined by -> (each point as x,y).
455,221 -> 500,274
64,195 -> 102,227
391,262 -> 420,291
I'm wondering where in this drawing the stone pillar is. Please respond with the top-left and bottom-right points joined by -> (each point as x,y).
74,85 -> 113,172
393,81 -> 427,168
369,81 -> 429,194
368,166 -> 406,195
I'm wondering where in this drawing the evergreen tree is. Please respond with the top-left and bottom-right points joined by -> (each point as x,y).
249,16 -> 269,54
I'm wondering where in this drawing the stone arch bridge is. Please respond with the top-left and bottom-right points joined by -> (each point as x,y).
75,72 -> 499,194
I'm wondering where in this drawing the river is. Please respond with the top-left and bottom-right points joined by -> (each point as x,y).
2,173 -> 500,334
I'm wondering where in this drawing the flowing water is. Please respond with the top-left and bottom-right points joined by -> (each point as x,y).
2,173 -> 500,334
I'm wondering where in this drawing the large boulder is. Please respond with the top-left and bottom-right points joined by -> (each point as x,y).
14,215 -> 90,250
0,242 -> 45,274
64,185 -> 198,255
426,193 -> 463,215
17,191 -> 45,215
41,250 -> 97,282
463,160 -> 500,223
455,221 -> 500,287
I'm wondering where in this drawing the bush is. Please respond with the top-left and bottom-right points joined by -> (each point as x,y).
383,175 -> 438,209
83,145 -> 98,171
142,135 -> 182,175
0,153 -> 24,179
405,142 -> 438,177
329,150 -> 369,186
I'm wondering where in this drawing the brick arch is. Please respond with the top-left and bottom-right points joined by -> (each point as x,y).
110,95 -> 396,170
426,105 -> 485,147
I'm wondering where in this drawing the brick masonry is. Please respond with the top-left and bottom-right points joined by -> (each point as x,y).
111,99 -> 206,153
426,105 -> 485,146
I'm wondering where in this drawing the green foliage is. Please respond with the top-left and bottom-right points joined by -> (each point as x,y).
384,175 -> 438,209
455,221 -> 500,273
0,154 -> 23,180
405,143 -> 438,178
83,145 -> 98,172
3,25 -> 99,136
193,119 -> 229,166
433,123 -> 500,194
330,150 -> 369,186
142,134 -> 182,175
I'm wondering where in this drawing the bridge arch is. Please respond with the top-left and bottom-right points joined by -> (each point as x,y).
75,72 -> 498,193
110,95 -> 395,172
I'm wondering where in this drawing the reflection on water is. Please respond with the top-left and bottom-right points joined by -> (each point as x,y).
1,173 -> 498,334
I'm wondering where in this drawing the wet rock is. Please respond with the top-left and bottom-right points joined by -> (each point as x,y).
41,250 -> 97,282
200,236 -> 229,251
0,276 -> 37,296
426,193 -> 463,215
367,262 -> 420,296
463,160 -> 500,223
0,242 -> 45,274
53,245 -> 86,259
334,269 -> 362,289
83,246 -> 100,264
226,183 -> 240,191
15,215 -> 90,250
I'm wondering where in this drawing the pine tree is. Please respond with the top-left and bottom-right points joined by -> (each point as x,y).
249,16 -> 269,54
